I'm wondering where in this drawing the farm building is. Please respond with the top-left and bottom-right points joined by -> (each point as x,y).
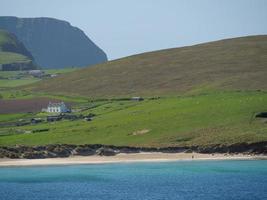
28,70 -> 45,78
31,118 -> 43,124
131,97 -> 144,101
46,102 -> 70,113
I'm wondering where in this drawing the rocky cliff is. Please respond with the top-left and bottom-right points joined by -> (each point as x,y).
0,16 -> 108,69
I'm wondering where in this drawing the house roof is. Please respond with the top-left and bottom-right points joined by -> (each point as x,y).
29,70 -> 44,74
48,102 -> 66,107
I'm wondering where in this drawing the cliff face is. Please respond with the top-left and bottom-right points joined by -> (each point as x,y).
0,16 -> 108,69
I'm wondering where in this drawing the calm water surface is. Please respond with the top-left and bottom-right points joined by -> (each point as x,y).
0,160 -> 266,200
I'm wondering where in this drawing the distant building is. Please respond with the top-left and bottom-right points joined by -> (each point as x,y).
46,102 -> 70,113
28,70 -> 45,78
31,118 -> 43,124
50,74 -> 58,78
84,117 -> 92,121
131,97 -> 144,101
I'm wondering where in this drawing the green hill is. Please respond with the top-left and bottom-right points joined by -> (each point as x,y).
0,91 -> 266,148
0,29 -> 36,70
0,35 -> 266,149
29,35 -> 267,98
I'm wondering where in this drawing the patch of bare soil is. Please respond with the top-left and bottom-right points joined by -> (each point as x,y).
0,98 -> 73,114
131,129 -> 150,136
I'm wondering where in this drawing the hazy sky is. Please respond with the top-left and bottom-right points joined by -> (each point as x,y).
1,0 -> 267,60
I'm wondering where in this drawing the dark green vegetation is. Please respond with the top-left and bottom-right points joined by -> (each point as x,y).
29,35 -> 267,98
0,91 -> 266,147
0,36 -> 266,148
0,29 -> 35,70
0,16 -> 107,69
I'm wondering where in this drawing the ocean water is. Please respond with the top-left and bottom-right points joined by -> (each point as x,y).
0,160 -> 266,200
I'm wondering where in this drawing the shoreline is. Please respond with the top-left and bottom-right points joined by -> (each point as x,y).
0,152 -> 266,167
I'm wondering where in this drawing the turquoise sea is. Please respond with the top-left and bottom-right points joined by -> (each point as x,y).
0,160 -> 266,200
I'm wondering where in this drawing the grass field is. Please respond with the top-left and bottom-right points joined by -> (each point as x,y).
44,68 -> 78,74
0,78 -> 39,88
0,52 -> 30,65
0,113 -> 31,122
0,68 -> 79,89
0,91 -> 266,147
0,70 -> 39,88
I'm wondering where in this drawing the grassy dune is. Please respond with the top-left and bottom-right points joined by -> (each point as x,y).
0,91 -> 266,147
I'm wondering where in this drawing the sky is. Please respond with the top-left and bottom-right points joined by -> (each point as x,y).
0,0 -> 267,60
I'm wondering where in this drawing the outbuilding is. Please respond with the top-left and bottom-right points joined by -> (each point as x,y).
131,97 -> 144,101
31,118 -> 43,124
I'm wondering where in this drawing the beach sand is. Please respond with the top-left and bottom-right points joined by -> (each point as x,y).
0,153 -> 265,167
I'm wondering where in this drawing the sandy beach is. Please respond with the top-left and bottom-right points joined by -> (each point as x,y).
0,152 -> 265,167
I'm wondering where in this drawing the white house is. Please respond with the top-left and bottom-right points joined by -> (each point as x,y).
28,70 -> 45,78
46,102 -> 70,113
131,97 -> 144,101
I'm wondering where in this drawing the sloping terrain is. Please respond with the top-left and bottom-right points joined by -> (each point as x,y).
0,16 -> 107,69
0,91 -> 266,147
0,52 -> 29,65
30,35 -> 267,98
0,29 -> 35,70
0,36 -> 266,149
0,29 -> 33,59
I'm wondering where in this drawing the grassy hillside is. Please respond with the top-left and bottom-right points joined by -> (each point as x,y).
0,52 -> 30,65
29,35 -> 267,98
0,91 -> 266,147
0,29 -> 34,68
1,36 -> 266,148
0,29 -> 17,46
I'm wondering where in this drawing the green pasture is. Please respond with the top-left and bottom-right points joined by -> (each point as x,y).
0,91 -> 266,147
